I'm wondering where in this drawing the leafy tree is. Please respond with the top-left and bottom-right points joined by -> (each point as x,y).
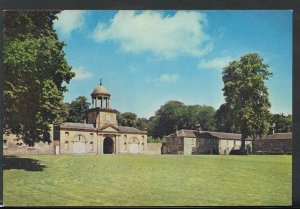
136,117 -> 148,131
147,101 -> 216,138
66,96 -> 90,123
3,11 -> 75,146
153,100 -> 187,138
184,105 -> 216,131
215,103 -> 239,133
269,113 -> 292,133
222,53 -> 272,153
117,111 -> 146,129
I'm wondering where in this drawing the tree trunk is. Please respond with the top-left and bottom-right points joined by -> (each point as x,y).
240,134 -> 247,155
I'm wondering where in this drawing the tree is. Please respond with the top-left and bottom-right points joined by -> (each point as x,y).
270,113 -> 292,133
66,96 -> 90,123
117,111 -> 144,128
184,105 -> 216,131
153,100 -> 187,138
136,118 -> 148,131
3,11 -> 75,146
215,103 -> 239,133
222,53 -> 272,153
147,101 -> 216,138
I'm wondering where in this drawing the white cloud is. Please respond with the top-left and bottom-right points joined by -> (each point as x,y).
92,11 -> 213,59
147,73 -> 179,84
54,10 -> 87,36
72,66 -> 93,80
198,56 -> 233,70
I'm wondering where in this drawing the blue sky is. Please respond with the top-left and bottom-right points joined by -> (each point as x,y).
54,10 -> 292,119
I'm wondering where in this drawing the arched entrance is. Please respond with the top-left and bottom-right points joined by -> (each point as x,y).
103,137 -> 114,154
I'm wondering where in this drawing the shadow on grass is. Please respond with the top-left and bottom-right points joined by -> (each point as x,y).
3,155 -> 45,171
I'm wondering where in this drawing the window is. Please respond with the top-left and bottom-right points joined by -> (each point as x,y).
65,141 -> 69,150
3,140 -> 7,148
65,132 -> 69,136
90,141 -> 94,151
90,133 -> 94,136
28,144 -> 35,149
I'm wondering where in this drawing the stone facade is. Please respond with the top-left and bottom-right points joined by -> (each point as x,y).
165,129 -> 253,155
252,132 -> 292,154
56,124 -> 148,155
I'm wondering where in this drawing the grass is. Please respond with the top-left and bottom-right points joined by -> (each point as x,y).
3,154 -> 291,206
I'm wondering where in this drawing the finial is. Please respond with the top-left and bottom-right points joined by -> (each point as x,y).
100,78 -> 102,86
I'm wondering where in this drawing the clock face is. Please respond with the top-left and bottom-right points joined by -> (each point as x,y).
105,114 -> 111,121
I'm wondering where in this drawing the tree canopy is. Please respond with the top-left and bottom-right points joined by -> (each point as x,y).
222,53 -> 272,152
148,100 -> 216,138
269,113 -> 292,133
3,11 -> 75,146
66,96 -> 90,123
215,103 -> 240,133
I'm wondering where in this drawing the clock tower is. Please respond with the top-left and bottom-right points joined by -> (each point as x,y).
86,80 -> 118,129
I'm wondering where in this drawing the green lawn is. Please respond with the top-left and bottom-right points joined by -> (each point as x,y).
3,154 -> 291,206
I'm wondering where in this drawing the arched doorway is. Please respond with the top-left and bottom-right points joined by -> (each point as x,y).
129,137 -> 139,154
73,135 -> 86,154
103,137 -> 114,154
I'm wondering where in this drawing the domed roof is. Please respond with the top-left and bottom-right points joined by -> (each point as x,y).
92,84 -> 109,95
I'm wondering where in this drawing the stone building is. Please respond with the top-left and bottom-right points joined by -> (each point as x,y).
252,132 -> 292,154
54,82 -> 162,155
165,129 -> 253,155
4,82 -> 162,155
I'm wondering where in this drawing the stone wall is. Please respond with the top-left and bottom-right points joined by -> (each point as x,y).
59,129 -> 97,154
194,138 -> 219,154
3,134 -> 54,155
59,129 -> 148,154
146,143 -> 162,155
165,136 -> 184,154
118,133 -> 147,154
253,139 -> 291,154
218,139 -> 252,155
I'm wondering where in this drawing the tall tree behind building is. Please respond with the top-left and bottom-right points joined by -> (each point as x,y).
66,96 -> 90,123
3,11 -> 75,146
270,113 -> 292,133
222,53 -> 272,153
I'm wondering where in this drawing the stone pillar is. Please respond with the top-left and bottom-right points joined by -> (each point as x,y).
101,97 -> 103,108
95,97 -> 98,108
99,135 -> 103,154
116,135 -> 119,154
107,98 -> 110,109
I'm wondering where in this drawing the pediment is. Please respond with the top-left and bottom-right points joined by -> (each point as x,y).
99,124 -> 120,132
101,127 -> 119,132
